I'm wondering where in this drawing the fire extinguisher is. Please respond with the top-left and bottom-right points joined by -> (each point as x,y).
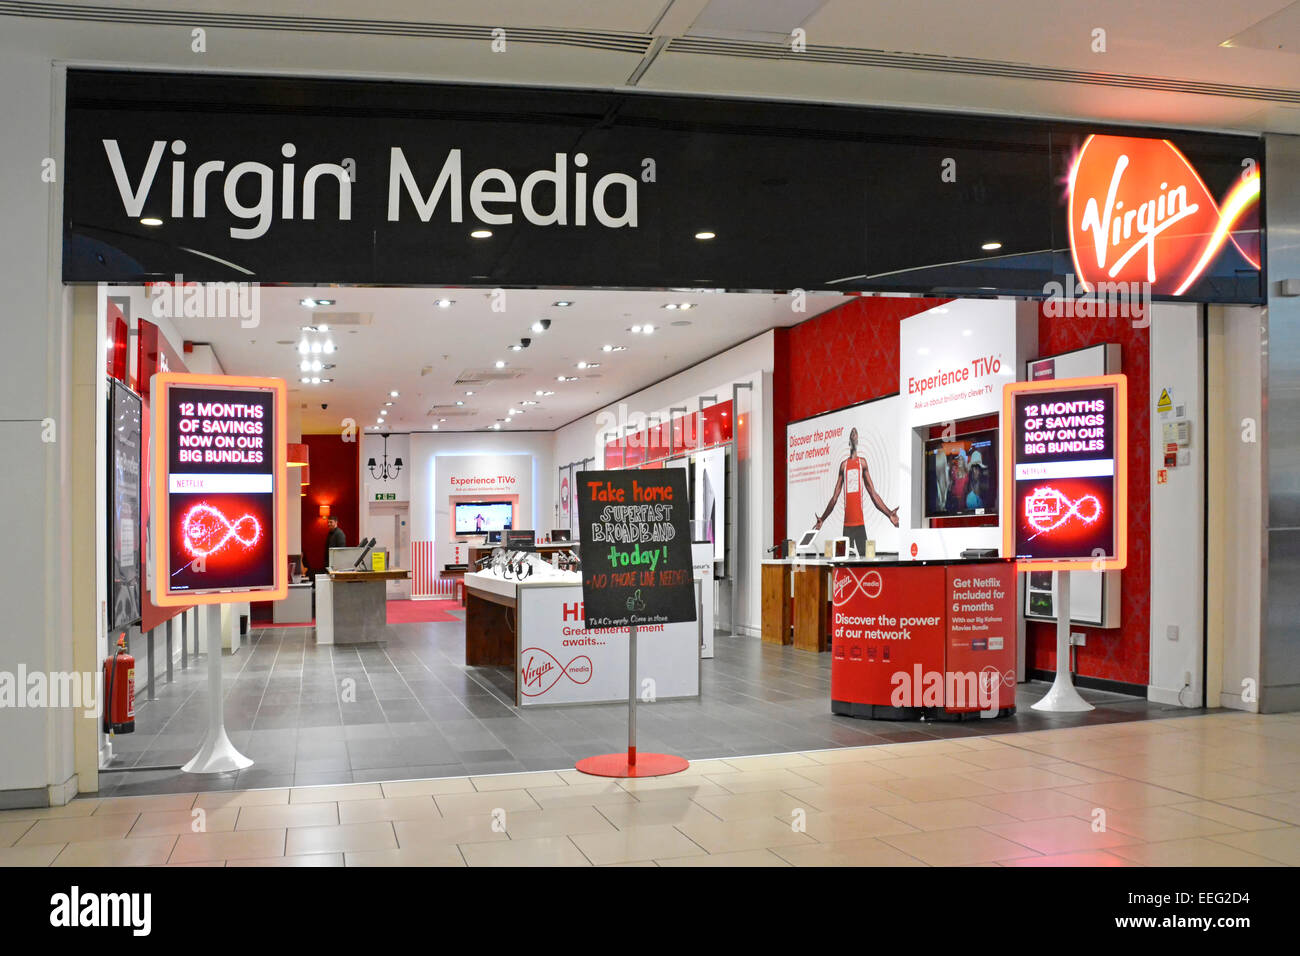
102,633 -> 135,735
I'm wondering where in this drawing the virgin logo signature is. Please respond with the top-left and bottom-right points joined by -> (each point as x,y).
1068,134 -> 1260,297
520,648 -> 593,697
833,569 -> 883,606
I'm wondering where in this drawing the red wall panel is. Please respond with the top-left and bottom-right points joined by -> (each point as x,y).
300,434 -> 360,573
1025,306 -> 1151,688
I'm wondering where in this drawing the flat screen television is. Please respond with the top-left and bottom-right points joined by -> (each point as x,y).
923,429 -> 998,518
455,501 -> 514,534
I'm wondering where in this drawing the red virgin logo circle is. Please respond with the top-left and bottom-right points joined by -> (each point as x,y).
909,542 -> 918,558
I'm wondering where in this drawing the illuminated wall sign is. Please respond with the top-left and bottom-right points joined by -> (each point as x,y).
151,373 -> 288,605
1001,374 -> 1127,571
1068,134 -> 1260,297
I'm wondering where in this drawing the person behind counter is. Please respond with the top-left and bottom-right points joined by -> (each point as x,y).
324,516 -> 346,568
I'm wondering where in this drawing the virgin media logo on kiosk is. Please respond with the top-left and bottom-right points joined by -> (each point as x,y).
1068,134 -> 1260,296
834,568 -> 883,604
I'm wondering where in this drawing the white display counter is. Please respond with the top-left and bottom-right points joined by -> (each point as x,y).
462,570 -> 702,707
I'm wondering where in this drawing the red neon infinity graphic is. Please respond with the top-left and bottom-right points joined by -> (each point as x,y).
519,648 -> 593,697
1023,486 -> 1101,539
182,502 -> 263,558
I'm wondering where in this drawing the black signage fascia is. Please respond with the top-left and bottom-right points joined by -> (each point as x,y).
63,69 -> 1264,303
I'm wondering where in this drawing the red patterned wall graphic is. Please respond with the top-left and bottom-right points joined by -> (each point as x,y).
1026,305 -> 1151,688
774,295 -> 1151,687
773,296 -> 951,548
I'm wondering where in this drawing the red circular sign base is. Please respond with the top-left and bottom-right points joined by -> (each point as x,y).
575,752 -> 689,778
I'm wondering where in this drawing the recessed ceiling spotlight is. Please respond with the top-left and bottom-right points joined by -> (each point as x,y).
532,319 -> 552,333
981,241 -> 1003,251
495,360 -> 507,369
521,400 -> 538,406
431,424 -> 439,430
299,298 -> 317,308
300,376 -> 310,384
311,377 -> 321,384
434,298 -> 454,308
536,390 -> 554,397
553,301 -> 573,307
694,231 -> 716,240
300,359 -> 310,372
630,325 -> 642,333
317,300 -> 334,307
317,323 -> 329,332
492,423 -> 501,430
310,341 -> 322,354
557,375 -> 577,382
311,360 -> 323,372
576,361 -> 599,369
509,344 -> 523,351
465,390 -> 474,396
390,390 -> 399,397
384,401 -> 393,406
298,340 -> 310,355
471,229 -> 492,239
663,304 -> 678,310
320,378 -> 332,383
642,324 -> 655,334
440,418 -> 447,422
323,340 -> 336,354
140,217 -> 164,227
456,401 -> 464,406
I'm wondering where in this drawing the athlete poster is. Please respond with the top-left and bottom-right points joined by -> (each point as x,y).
1002,375 -> 1127,570
152,373 -> 288,604
786,394 -> 900,555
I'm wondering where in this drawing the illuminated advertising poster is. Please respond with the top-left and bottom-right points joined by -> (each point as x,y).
152,373 -> 288,604
1002,375 -> 1127,571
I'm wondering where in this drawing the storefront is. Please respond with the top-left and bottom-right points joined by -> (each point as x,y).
10,62 -> 1293,807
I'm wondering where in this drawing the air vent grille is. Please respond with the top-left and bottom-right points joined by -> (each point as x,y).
665,36 -> 1300,105
0,2 -> 652,53
454,368 -> 528,385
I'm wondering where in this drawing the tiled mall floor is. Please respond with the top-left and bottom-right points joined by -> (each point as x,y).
99,613 -> 1192,797
4,712 -> 1299,866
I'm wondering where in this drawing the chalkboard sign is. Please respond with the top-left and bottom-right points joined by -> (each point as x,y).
576,469 -> 697,629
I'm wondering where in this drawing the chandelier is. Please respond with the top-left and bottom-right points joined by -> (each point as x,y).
367,433 -> 403,481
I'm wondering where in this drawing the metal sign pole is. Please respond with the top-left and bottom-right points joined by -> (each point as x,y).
1031,570 -> 1094,712
627,623 -> 637,767
182,604 -> 254,773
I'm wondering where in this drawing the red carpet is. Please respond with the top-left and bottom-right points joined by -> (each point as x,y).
386,599 -> 462,624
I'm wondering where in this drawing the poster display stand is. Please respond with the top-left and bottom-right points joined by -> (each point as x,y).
1003,374 -> 1127,714
151,372 -> 288,773
183,604 -> 254,772
573,469 -> 695,778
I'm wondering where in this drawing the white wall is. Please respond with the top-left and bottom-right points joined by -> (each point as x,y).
552,332 -> 775,635
1147,304 -> 1206,706
1211,305 -> 1264,711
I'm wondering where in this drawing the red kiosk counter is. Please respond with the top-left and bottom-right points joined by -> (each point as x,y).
829,558 -> 1018,721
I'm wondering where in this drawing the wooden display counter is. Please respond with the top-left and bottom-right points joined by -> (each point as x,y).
761,562 -> 792,645
793,564 -> 831,652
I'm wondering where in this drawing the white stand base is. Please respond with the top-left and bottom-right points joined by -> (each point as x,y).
183,605 -> 254,774
1030,571 -> 1095,713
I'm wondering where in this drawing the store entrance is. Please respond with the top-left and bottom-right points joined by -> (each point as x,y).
91,282 -> 1214,797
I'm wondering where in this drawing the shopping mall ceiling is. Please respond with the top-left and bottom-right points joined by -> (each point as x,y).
4,0 -> 1300,132
166,286 -> 844,434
